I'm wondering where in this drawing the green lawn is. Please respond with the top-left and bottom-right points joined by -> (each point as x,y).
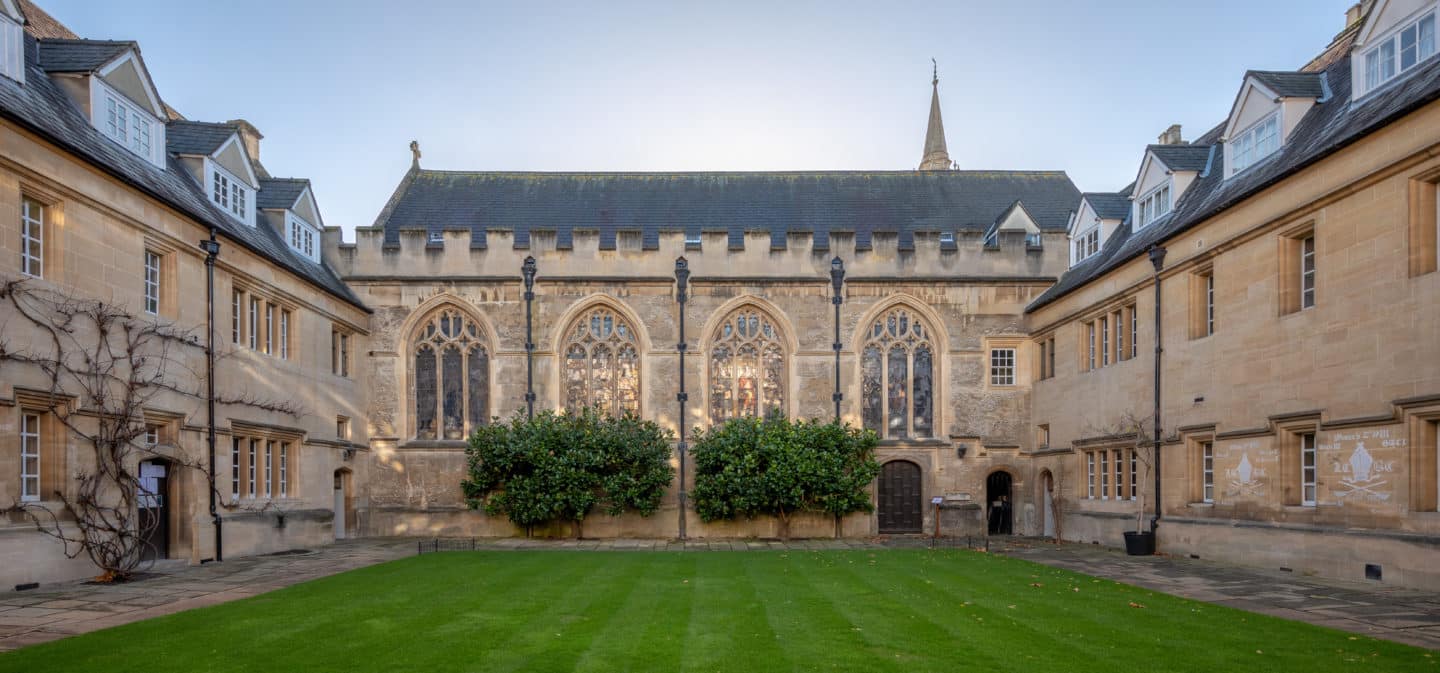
1,550 -> 1433,672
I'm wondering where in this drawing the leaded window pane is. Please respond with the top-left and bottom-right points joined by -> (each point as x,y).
411,308 -> 490,440
913,345 -> 933,436
862,307 -> 937,439
861,346 -> 883,432
887,344 -> 907,438
442,346 -> 464,439
562,306 -> 641,416
708,307 -> 787,423
415,346 -> 437,440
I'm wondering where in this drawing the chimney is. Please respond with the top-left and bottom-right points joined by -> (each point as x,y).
1157,124 -> 1183,145
1345,1 -> 1374,29
227,118 -> 265,164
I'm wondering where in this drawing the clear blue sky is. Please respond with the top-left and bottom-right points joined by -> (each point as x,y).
43,0 -> 1354,235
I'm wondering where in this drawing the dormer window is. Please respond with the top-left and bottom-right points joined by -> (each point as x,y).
1137,183 -> 1171,228
1073,227 -> 1099,262
287,213 -> 320,262
1365,11 -> 1435,91
0,12 -> 22,83
103,93 -> 155,160
1230,113 -> 1280,175
209,166 -> 251,224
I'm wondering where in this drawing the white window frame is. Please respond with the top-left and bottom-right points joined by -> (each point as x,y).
280,309 -> 290,360
1113,449 -> 1124,500
1073,226 -> 1099,263
247,439 -> 257,498
1229,113 -> 1280,176
1129,450 -> 1138,500
21,198 -> 42,278
286,212 -> 321,262
1100,316 -> 1110,367
1130,306 -> 1138,359
263,441 -> 273,498
208,162 -> 252,225
1202,441 -> 1214,503
1137,183 -> 1171,228
0,13 -> 24,84
1100,450 -> 1110,500
1086,452 -> 1096,499
98,86 -> 157,164
264,303 -> 274,354
230,437 -> 241,502
1301,433 -> 1317,506
232,290 -> 242,344
989,348 -> 1016,386
1087,322 -> 1096,371
1205,273 -> 1215,335
248,297 -> 259,349
1363,10 -> 1436,93
279,442 -> 288,499
20,413 -> 40,502
143,250 -> 161,315
1301,235 -> 1316,309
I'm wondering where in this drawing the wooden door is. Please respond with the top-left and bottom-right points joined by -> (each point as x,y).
878,460 -> 922,533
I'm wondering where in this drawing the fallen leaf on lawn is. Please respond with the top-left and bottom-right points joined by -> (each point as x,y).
1029,582 -> 1043,588
1071,587 -> 1080,592
1128,602 -> 1146,609
1256,650 -> 1263,655
1007,605 -> 1016,609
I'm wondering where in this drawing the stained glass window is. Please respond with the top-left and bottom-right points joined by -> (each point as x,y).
708,307 -> 787,423
412,308 -> 489,440
861,306 -> 936,439
562,306 -> 640,416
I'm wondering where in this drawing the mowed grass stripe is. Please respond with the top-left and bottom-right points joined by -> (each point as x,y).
742,552 -> 902,673
0,550 -> 1433,673
679,553 -> 794,673
570,553 -> 693,673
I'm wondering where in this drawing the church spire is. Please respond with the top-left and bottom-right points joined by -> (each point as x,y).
919,59 -> 952,171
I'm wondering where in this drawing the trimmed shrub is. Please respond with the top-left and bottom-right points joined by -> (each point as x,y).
690,415 -> 879,539
462,407 -> 674,537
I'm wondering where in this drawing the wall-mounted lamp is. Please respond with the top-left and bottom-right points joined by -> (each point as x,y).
342,447 -> 356,461
956,444 -> 969,459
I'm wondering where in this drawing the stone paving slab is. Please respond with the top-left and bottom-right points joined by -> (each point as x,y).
990,538 -> 1440,650
0,536 -> 1436,653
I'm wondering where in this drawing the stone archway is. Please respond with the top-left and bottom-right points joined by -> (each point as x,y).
986,470 -> 1014,535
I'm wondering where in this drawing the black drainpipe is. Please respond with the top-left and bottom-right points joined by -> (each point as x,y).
200,231 -> 223,561
1147,245 -> 1167,536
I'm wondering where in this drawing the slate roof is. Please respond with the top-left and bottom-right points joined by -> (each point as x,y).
1250,70 -> 1328,99
1146,143 -> 1213,172
166,120 -> 237,156
1083,191 -> 1131,221
373,170 -> 1081,247
1028,53 -> 1440,313
36,39 -> 131,73
0,33 -> 365,309
256,177 -> 308,210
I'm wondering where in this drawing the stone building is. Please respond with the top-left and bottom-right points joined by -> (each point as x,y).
1,0 -> 1438,591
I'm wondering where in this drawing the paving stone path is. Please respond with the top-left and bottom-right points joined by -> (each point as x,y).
0,536 -> 1435,652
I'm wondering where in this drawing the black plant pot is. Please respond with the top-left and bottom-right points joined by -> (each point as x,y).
1123,531 -> 1155,556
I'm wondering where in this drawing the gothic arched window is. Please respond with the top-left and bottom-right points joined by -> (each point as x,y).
563,306 -> 640,416
709,306 -> 786,423
861,306 -> 935,439
412,308 -> 489,440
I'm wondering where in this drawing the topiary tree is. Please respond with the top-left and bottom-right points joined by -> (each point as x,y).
461,407 -> 673,538
691,414 -> 879,540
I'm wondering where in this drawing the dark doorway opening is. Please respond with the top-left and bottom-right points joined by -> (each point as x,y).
878,461 -> 922,534
987,471 -> 1013,535
138,459 -> 170,561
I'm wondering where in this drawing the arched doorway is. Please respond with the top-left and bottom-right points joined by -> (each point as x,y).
1040,470 -> 1056,539
987,470 -> 1013,535
333,469 -> 353,540
878,460 -> 923,534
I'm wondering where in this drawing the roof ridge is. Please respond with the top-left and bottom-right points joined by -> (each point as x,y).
37,38 -> 135,46
411,168 -> 1072,177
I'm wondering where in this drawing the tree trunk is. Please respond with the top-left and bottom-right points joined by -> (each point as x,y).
571,519 -> 583,540
834,513 -> 842,539
777,511 -> 791,541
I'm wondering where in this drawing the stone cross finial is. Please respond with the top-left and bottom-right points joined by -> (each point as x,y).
409,140 -> 421,166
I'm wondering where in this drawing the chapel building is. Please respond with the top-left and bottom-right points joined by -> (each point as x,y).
0,0 -> 1437,590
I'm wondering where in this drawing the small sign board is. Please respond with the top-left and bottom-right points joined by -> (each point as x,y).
945,492 -> 972,501
931,496 -> 944,505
